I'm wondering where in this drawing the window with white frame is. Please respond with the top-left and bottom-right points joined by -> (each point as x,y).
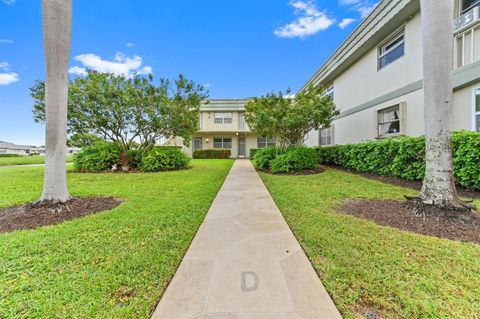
376,105 -> 402,137
213,138 -> 232,149
257,137 -> 276,148
474,88 -> 480,132
325,86 -> 334,101
319,127 -> 333,146
378,30 -> 405,70
462,0 -> 480,13
455,27 -> 480,68
214,112 -> 233,124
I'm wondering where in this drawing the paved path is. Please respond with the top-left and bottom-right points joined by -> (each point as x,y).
152,160 -> 342,319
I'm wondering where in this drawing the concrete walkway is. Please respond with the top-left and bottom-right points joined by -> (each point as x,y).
152,160 -> 342,319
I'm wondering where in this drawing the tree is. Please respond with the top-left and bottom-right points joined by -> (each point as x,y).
418,0 -> 474,210
40,0 -> 72,203
67,133 -> 105,148
244,86 -> 338,147
31,72 -> 208,163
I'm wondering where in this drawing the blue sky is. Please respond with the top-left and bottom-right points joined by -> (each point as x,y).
0,0 -> 377,145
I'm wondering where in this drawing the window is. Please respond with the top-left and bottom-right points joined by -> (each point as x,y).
378,31 -> 405,70
376,105 -> 402,137
319,127 -> 333,146
324,86 -> 334,101
213,138 -> 232,149
257,137 -> 276,148
214,112 -> 233,124
474,88 -> 480,132
455,27 -> 480,68
462,0 -> 480,13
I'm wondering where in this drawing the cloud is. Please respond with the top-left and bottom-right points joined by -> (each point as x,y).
2,0 -> 16,5
126,42 -> 135,48
0,39 -> 13,44
338,18 -> 355,29
68,52 -> 153,78
339,0 -> 378,18
0,63 -> 19,85
274,1 -> 335,38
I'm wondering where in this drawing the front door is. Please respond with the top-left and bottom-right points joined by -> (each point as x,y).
193,138 -> 202,152
238,138 -> 246,158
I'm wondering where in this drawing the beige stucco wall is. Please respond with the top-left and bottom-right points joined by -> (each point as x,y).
188,134 -> 259,158
199,111 -> 249,132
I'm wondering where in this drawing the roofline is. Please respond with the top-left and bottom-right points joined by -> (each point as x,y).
300,0 -> 419,92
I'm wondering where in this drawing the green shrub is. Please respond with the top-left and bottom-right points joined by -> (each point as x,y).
73,143 -> 121,172
139,147 -> 190,172
0,154 -> 22,158
193,149 -> 231,159
253,147 -> 282,170
249,148 -> 259,159
316,130 -> 480,190
127,149 -> 143,168
270,147 -> 317,173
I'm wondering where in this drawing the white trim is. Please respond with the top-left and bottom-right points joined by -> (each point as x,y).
472,86 -> 480,131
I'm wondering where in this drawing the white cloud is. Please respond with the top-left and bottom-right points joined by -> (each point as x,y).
339,0 -> 378,18
338,18 -> 355,29
68,52 -> 153,78
2,0 -> 16,5
126,42 -> 135,48
274,1 -> 335,38
0,62 -> 19,85
0,39 -> 13,44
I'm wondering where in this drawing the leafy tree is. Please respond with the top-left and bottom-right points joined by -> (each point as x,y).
67,133 -> 105,148
244,86 -> 338,147
31,71 -> 208,158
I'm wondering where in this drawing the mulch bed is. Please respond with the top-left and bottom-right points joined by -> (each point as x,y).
341,199 -> 480,244
259,165 -> 325,176
328,165 -> 480,199
0,197 -> 122,234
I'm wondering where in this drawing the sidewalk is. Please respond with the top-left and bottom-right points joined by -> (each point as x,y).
152,160 -> 342,319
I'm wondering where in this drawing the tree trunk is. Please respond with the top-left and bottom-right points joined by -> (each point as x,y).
40,0 -> 72,202
419,0 -> 470,210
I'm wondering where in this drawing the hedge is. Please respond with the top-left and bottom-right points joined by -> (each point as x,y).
139,147 -> 190,171
73,143 -> 121,172
193,149 -> 231,159
249,148 -> 259,159
0,154 -> 22,158
316,130 -> 480,190
270,147 -> 317,173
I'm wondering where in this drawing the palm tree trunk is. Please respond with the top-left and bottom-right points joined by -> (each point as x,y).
40,0 -> 72,202
419,0 -> 471,210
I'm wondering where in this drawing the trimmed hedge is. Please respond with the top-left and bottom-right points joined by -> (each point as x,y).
270,147 -> 317,173
73,143 -> 121,172
193,149 -> 231,159
316,130 -> 480,190
253,147 -> 282,170
139,147 -> 190,172
0,154 -> 22,158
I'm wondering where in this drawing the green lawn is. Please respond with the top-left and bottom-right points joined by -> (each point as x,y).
260,168 -> 480,319
0,160 -> 233,319
0,155 -> 74,166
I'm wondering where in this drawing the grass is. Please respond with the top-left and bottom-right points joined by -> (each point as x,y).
259,167 -> 480,319
0,160 -> 233,319
0,155 -> 74,166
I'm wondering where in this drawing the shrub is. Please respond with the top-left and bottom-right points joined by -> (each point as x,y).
253,147 -> 282,170
249,148 -> 259,159
73,143 -> 121,172
193,149 -> 231,159
127,149 -> 143,169
270,147 -> 317,173
316,130 -> 480,190
139,147 -> 190,172
0,154 -> 22,158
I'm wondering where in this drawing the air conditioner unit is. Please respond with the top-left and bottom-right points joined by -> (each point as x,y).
454,6 -> 480,34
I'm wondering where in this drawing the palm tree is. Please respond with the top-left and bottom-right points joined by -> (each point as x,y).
418,0 -> 473,210
40,0 -> 72,203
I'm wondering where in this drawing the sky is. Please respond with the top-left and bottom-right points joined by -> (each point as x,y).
0,0 -> 378,145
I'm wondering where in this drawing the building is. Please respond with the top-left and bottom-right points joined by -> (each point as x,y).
184,99 -> 275,158
303,0 -> 480,147
0,140 -> 34,156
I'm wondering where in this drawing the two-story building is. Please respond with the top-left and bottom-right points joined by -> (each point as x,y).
303,0 -> 480,147
184,99 -> 275,158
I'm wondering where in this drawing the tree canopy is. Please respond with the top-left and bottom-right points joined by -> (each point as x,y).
31,71 -> 208,153
244,86 -> 338,147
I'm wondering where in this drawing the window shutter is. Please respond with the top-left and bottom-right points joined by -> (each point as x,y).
331,124 -> 336,145
373,109 -> 379,138
399,102 -> 407,135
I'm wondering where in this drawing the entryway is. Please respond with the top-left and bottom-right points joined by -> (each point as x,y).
238,137 -> 246,158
